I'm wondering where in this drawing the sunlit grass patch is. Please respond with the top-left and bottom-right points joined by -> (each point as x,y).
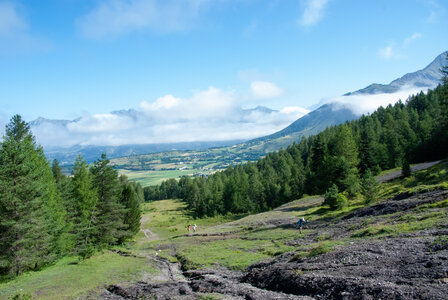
0,252 -> 155,300
290,241 -> 345,261
242,227 -> 307,241
301,199 -> 364,222
143,200 -> 245,239
378,161 -> 448,200
178,238 -> 294,270
419,198 -> 448,209
351,209 -> 447,238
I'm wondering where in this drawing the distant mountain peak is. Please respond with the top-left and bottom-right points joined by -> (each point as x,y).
29,117 -> 72,127
346,50 -> 447,96
247,51 -> 448,149
243,106 -> 278,114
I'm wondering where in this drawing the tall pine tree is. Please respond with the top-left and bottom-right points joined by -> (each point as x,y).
90,153 -> 126,247
71,155 -> 98,259
0,115 -> 66,276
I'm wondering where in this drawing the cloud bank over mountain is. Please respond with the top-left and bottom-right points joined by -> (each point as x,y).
29,85 -> 429,149
23,50 -> 448,149
30,86 -> 309,148
324,85 -> 428,116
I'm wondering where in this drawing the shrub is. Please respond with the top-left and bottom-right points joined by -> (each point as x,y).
324,185 -> 347,210
324,184 -> 338,209
360,169 -> 380,204
11,291 -> 32,300
402,157 -> 411,178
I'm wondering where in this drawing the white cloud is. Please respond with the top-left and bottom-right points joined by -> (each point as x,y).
280,106 -> 310,117
67,113 -> 134,133
140,94 -> 182,111
28,84 -> 433,149
251,81 -> 284,99
299,0 -> 329,27
378,46 -> 395,60
324,86 -> 429,116
77,0 -> 209,39
30,86 -> 309,147
404,33 -> 422,45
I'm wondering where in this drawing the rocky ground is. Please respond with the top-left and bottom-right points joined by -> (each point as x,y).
99,163 -> 448,300
245,235 -> 448,299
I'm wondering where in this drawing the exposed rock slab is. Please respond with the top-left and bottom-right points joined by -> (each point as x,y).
244,236 -> 448,299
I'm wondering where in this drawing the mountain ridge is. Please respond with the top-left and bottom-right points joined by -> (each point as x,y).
345,51 -> 447,96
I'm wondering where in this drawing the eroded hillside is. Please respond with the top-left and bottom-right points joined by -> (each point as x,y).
102,161 -> 448,300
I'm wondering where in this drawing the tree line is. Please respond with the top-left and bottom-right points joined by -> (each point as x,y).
146,79 -> 448,218
0,116 -> 142,278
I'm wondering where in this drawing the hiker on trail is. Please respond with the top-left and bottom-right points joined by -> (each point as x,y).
187,224 -> 191,233
298,217 -> 306,234
193,224 -> 197,233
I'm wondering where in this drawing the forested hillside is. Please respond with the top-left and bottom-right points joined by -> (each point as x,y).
0,117 -> 143,279
146,77 -> 448,218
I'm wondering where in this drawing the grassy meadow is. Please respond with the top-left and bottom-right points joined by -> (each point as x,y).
0,253 -> 154,300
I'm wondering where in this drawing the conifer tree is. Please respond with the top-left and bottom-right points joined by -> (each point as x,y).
51,159 -> 76,255
52,159 -> 65,183
120,184 -> 141,240
329,125 -> 360,196
401,157 -> 412,178
439,52 -> 448,154
360,169 -> 380,204
90,153 -> 126,247
308,133 -> 330,193
71,155 -> 98,258
0,115 -> 66,276
324,184 -> 339,210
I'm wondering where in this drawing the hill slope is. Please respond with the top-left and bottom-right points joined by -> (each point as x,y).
249,103 -> 359,144
108,161 -> 448,299
1,161 -> 446,299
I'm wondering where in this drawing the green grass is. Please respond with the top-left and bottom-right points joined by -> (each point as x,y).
117,169 -> 215,186
141,200 -> 244,239
379,161 -> 448,200
291,241 -> 345,261
0,252 -> 155,300
299,199 -> 364,222
242,227 -> 307,241
178,238 -> 294,270
351,210 -> 447,238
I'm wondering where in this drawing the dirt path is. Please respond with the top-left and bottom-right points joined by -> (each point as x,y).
376,160 -> 441,182
140,215 -> 158,241
103,208 -> 309,299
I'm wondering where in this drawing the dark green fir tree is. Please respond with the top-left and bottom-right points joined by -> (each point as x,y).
0,115 -> 66,276
90,153 -> 126,247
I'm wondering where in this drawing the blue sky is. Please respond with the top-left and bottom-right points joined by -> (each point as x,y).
0,0 -> 447,146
